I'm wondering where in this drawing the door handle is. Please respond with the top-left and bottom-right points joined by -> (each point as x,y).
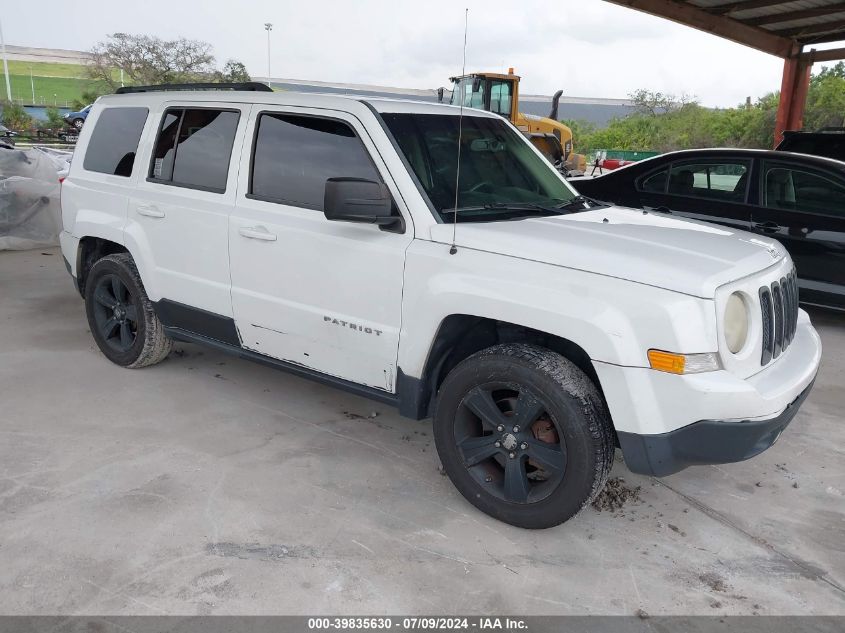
753,221 -> 781,233
239,225 -> 277,241
136,204 -> 165,218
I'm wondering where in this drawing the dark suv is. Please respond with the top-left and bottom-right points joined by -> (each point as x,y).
777,128 -> 845,162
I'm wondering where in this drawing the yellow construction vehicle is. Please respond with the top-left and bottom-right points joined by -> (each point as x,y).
439,69 -> 586,173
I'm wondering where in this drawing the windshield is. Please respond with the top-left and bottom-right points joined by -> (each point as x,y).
381,113 -> 578,222
449,77 -> 485,109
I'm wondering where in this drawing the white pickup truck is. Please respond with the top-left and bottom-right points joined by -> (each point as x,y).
59,84 -> 821,528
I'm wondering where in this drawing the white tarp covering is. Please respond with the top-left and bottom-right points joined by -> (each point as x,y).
0,147 -> 71,250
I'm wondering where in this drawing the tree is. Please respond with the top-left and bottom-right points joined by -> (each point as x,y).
72,90 -> 106,112
214,60 -> 251,83
628,89 -> 694,116
87,34 -> 252,90
44,106 -> 66,128
0,101 -> 32,130
812,61 -> 845,83
561,118 -> 596,141
87,33 -> 216,89
571,67 -> 842,156
805,71 -> 845,130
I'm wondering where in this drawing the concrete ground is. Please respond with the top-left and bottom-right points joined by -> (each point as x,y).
0,248 -> 843,616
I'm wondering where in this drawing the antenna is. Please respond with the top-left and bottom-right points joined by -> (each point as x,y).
449,8 -> 469,256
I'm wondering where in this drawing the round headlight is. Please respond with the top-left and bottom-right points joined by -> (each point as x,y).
724,292 -> 749,354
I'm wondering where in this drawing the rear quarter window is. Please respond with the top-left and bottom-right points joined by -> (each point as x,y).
82,107 -> 149,177
639,168 -> 669,193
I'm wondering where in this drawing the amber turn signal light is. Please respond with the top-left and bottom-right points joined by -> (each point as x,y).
647,350 -> 720,375
648,350 -> 686,374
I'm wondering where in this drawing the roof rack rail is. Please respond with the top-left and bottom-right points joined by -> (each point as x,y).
115,82 -> 273,94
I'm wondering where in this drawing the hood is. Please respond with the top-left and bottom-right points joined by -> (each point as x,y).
428,206 -> 785,298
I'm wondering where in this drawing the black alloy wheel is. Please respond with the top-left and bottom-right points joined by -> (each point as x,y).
84,253 -> 172,368
455,384 -> 567,504
434,344 -> 615,528
91,274 -> 139,353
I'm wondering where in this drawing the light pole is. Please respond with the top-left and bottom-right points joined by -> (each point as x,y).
0,18 -> 12,102
29,65 -> 34,103
264,23 -> 273,89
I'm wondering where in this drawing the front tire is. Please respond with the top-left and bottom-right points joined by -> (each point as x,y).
72,118 -> 84,129
433,344 -> 614,528
84,253 -> 172,368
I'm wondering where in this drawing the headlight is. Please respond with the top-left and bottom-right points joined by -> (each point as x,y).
724,292 -> 749,354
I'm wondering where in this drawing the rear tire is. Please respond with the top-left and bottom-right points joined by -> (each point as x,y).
433,343 -> 614,528
84,253 -> 171,368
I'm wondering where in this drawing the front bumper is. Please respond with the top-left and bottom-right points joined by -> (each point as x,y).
617,380 -> 814,476
594,310 -> 821,476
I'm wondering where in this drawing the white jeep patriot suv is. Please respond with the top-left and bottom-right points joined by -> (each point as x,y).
60,83 -> 821,528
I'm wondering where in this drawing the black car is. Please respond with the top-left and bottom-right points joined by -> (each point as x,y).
571,149 -> 845,310
777,128 -> 845,162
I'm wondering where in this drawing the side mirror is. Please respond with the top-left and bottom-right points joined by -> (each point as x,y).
324,178 -> 403,232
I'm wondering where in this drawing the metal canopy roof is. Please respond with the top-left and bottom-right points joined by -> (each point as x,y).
606,0 -> 845,60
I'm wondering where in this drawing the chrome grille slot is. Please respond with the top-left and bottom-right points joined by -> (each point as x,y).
760,287 -> 773,366
783,275 -> 794,344
772,281 -> 783,359
789,273 -> 799,342
759,268 -> 799,367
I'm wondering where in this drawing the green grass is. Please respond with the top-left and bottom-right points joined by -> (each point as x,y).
4,60 -> 120,106
7,59 -> 91,79
7,74 -> 104,107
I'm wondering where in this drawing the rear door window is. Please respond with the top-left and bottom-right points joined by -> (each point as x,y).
249,113 -> 381,210
149,108 -> 240,192
83,107 -> 149,177
763,163 -> 845,216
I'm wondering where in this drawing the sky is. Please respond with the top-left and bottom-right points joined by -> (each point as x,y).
3,0 -> 843,107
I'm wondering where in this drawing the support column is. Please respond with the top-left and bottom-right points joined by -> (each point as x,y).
774,49 -> 813,147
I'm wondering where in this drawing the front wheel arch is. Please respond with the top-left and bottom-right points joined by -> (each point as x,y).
400,315 -> 606,422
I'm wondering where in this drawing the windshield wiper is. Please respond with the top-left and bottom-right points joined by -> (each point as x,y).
555,195 -> 607,211
441,202 -> 564,216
